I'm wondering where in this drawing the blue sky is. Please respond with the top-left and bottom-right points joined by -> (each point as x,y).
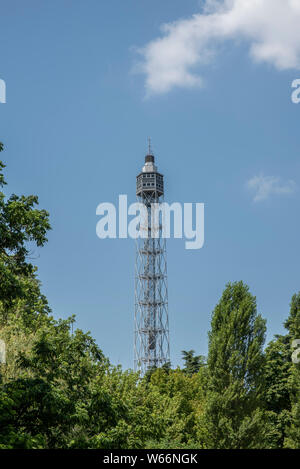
0,0 -> 300,369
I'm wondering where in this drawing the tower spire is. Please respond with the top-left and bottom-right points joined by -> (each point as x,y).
147,137 -> 152,156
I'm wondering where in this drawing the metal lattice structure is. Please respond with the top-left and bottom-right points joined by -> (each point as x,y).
134,145 -> 170,375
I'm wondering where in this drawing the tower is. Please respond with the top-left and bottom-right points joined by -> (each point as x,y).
134,142 -> 170,374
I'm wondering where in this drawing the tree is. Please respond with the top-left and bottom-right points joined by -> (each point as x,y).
0,142 -> 51,325
284,293 -> 300,338
284,293 -> 300,448
203,281 -> 270,448
263,334 -> 292,448
0,316 -> 109,448
181,350 -> 205,376
141,367 -> 206,448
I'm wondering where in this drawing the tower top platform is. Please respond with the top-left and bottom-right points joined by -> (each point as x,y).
136,152 -> 164,197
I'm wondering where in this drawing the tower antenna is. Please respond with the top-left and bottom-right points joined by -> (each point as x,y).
148,137 -> 152,155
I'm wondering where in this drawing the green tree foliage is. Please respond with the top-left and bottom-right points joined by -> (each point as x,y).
285,293 -> 300,338
203,281 -> 270,448
261,293 -> 300,449
263,335 -> 292,448
142,367 -> 207,449
284,294 -> 300,448
181,350 -> 205,376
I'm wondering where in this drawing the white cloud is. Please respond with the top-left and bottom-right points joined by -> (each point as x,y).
137,0 -> 300,95
247,174 -> 297,202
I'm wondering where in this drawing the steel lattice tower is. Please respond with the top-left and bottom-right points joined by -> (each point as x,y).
134,144 -> 170,375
